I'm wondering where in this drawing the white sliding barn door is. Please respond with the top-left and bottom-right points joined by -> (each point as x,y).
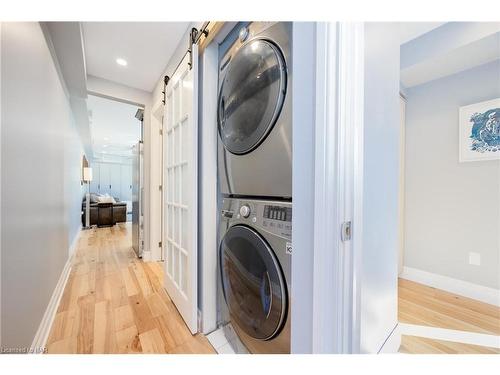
163,46 -> 199,334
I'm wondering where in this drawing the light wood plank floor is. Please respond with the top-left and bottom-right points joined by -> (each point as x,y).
399,278 -> 500,354
47,223 -> 499,354
400,335 -> 500,354
46,223 -> 215,354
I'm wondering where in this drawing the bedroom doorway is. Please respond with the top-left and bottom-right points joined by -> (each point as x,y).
84,95 -> 143,249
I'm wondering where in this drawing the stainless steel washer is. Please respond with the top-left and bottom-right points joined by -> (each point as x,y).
218,197 -> 292,353
217,22 -> 292,199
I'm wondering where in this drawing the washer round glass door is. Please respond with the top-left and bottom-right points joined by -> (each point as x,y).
220,225 -> 287,340
218,38 -> 286,155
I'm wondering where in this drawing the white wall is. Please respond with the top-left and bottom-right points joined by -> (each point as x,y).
360,22 -> 401,354
64,127 -> 85,256
291,22 -> 317,353
198,39 -> 219,334
1,22 -> 85,347
404,60 -> 500,290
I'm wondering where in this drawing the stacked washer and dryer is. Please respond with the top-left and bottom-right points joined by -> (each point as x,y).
216,22 -> 293,354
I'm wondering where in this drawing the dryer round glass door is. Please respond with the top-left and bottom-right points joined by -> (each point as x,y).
218,39 -> 287,155
220,225 -> 287,340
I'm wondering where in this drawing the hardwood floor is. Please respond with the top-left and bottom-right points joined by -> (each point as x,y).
398,278 -> 500,354
46,223 -> 215,354
400,335 -> 500,354
47,223 -> 499,354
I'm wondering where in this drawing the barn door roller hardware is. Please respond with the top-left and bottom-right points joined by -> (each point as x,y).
188,22 -> 210,69
165,22 -> 211,90
161,21 -> 210,98
162,75 -> 170,105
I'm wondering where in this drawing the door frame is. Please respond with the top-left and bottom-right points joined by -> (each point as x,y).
291,22 -> 364,353
85,90 -> 151,258
198,21 -> 366,351
315,21 -> 365,354
198,22 -> 237,334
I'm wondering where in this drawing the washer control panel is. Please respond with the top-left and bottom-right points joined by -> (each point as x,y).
261,204 -> 292,238
222,198 -> 292,239
263,205 -> 292,222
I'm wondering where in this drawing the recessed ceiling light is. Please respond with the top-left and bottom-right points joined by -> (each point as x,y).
116,58 -> 128,66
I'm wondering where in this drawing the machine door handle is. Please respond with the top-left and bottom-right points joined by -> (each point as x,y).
220,97 -> 226,129
221,209 -> 233,218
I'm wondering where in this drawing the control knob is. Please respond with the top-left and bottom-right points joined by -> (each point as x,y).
239,204 -> 251,218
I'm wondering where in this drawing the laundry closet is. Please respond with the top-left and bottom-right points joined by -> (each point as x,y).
215,22 -> 293,353
160,21 -> 400,355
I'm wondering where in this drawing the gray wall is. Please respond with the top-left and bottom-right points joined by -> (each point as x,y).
361,23 -> 401,353
405,60 -> 500,289
1,22 -> 84,348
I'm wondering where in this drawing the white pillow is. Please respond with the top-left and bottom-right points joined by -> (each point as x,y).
96,195 -> 116,204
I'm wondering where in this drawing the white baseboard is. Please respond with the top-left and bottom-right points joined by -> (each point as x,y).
68,226 -> 82,257
401,266 -> 500,307
30,230 -> 80,353
378,323 -> 401,354
142,250 -> 152,262
399,323 -> 500,349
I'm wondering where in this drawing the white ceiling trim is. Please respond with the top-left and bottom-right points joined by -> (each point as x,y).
398,22 -> 445,45
401,32 -> 500,88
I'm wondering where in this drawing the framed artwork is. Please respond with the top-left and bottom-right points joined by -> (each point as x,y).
459,98 -> 500,162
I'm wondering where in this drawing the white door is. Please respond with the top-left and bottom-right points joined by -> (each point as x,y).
121,164 -> 132,201
163,46 -> 199,334
398,95 -> 406,275
90,163 -> 100,194
99,163 -> 111,195
110,164 -> 122,199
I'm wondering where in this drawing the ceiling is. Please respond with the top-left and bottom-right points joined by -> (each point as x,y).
401,32 -> 500,87
82,22 -> 190,92
398,22 -> 446,45
87,94 -> 141,162
400,22 -> 500,88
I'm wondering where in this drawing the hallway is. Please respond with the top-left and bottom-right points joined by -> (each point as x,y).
46,224 -> 215,354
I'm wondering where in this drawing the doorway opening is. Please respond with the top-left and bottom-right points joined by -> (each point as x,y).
84,94 -> 143,246
397,23 -> 500,354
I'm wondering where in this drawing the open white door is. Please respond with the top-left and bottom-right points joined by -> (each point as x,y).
398,95 -> 406,276
163,45 -> 198,334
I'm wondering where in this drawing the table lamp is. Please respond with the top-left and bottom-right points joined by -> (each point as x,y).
83,167 -> 93,229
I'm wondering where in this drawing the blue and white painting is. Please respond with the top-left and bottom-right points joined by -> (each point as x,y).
459,98 -> 500,162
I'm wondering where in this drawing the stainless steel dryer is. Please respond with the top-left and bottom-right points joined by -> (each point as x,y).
217,22 -> 292,199
218,197 -> 292,353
